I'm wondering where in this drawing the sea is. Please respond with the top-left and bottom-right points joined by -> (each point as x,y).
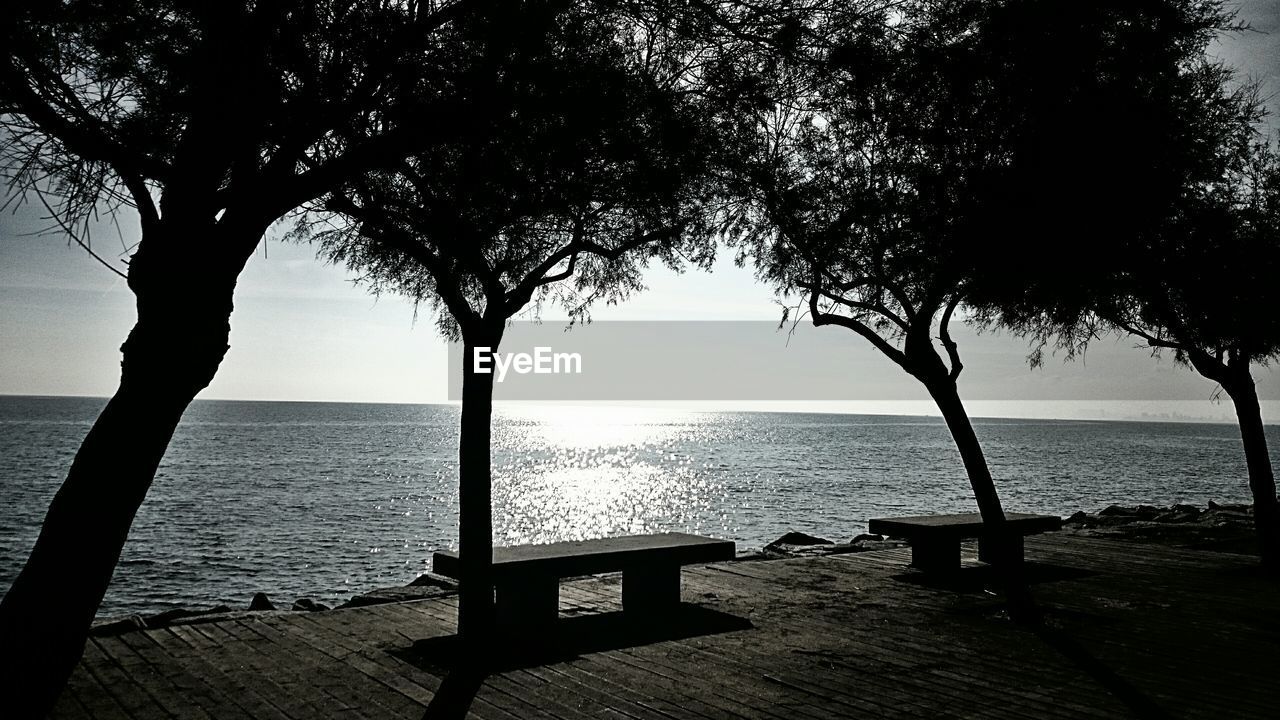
0,395 -> 1274,617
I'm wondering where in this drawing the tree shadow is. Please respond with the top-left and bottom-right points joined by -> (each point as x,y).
1027,621 -> 1174,719
420,666 -> 487,720
401,604 -> 752,719
891,561 -> 1097,593
953,566 -> 1175,720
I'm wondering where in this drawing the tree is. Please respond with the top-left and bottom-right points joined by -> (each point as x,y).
1118,138 -> 1280,569
723,0 -> 1235,554
0,1 -> 485,712
985,52 -> 1280,567
303,0 -> 719,643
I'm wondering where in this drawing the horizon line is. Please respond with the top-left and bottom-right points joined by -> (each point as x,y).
2,393 -> 1275,426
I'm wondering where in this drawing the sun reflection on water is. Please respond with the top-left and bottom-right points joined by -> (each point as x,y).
488,405 -> 735,546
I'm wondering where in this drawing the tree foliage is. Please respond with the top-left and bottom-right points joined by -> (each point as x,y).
297,0 -> 740,334
1,0 -> 481,247
965,0 -> 1271,370
724,0 -> 1247,377
716,0 -> 1251,537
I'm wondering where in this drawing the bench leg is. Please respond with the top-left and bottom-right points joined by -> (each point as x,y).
978,535 -> 1025,566
622,565 -> 681,614
495,575 -> 559,632
910,540 -> 961,574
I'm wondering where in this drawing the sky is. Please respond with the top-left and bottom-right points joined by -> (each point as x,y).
2,1 -> 1279,421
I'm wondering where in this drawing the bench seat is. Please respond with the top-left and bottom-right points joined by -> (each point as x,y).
432,532 -> 735,628
868,512 -> 1062,573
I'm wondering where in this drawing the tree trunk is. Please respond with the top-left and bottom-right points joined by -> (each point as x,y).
456,326 -> 502,644
925,376 -> 1007,526
0,223 -> 247,717
1223,372 -> 1280,571
924,374 -> 1038,620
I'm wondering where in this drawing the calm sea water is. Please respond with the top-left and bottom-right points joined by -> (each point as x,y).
0,396 -> 1274,616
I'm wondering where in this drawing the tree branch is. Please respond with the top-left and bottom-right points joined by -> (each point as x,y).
938,293 -> 963,381
1114,318 -> 1185,353
502,222 -> 683,315
0,56 -> 161,230
250,0 -> 492,223
808,286 -> 912,372
327,193 -> 481,331
33,188 -> 128,279
796,279 -> 910,331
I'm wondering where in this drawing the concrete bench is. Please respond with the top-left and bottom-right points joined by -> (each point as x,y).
431,532 -> 735,627
867,513 -> 1062,573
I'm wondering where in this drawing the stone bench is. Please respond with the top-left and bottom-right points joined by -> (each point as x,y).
867,513 -> 1062,573
431,532 -> 736,627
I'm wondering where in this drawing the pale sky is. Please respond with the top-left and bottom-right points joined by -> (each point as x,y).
2,1 -> 1278,421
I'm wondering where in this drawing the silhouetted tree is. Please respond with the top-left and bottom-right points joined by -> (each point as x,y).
1111,138 -> 1280,569
303,0 -> 720,644
724,0 -> 1237,548
0,0 -> 486,712
982,37 -> 1280,568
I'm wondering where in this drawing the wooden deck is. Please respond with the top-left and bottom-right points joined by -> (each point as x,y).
52,535 -> 1280,719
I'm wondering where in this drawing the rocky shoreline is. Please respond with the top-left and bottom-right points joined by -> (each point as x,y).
90,501 -> 1260,636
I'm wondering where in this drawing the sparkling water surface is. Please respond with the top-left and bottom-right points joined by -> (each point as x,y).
0,396 -> 1273,616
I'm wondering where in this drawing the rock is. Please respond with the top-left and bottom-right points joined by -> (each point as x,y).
764,531 -> 833,554
249,592 -> 275,611
292,598 -> 329,612
338,584 -> 457,609
408,572 -> 458,590
146,608 -> 191,626
143,605 -> 233,629
793,543 -> 854,556
335,572 -> 462,609
1154,510 -> 1198,524
1092,514 -> 1142,527
849,536 -> 909,552
91,615 -> 147,636
1061,502 -> 1261,550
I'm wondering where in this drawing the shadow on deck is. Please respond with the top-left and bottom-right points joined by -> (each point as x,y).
52,535 -> 1280,719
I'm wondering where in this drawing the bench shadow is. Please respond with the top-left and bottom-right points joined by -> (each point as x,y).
401,603 -> 752,718
397,603 -> 752,676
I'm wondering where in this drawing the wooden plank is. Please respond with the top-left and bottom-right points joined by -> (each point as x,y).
228,616 -> 419,719
147,625 -> 298,720
49,688 -> 94,720
80,638 -> 171,720
64,661 -> 136,720
263,610 -> 523,720
186,619 -> 361,719
98,631 -> 218,720
53,535 -> 1280,720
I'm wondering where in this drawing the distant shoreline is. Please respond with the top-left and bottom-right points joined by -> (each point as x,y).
3,394 -> 1278,426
